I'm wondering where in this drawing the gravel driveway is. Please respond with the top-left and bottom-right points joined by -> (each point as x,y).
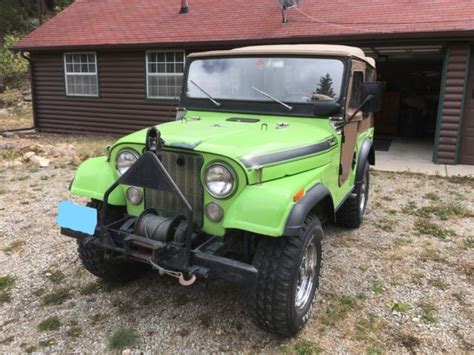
0,134 -> 473,353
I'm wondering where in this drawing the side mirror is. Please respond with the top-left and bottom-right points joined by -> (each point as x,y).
313,101 -> 342,116
361,82 -> 382,113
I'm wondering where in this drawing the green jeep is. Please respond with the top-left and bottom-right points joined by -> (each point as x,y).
58,44 -> 381,336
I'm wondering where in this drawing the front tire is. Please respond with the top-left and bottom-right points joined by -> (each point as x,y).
77,238 -> 150,283
251,214 -> 323,337
77,200 -> 149,282
336,162 -> 370,228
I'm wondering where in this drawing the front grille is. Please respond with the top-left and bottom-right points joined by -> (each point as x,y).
144,151 -> 204,227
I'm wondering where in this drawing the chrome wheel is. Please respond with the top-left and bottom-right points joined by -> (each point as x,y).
295,235 -> 318,309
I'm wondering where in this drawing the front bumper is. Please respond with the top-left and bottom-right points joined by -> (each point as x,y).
62,222 -> 257,286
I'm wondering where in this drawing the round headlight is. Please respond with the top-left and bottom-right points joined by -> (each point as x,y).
116,149 -> 139,175
204,164 -> 235,198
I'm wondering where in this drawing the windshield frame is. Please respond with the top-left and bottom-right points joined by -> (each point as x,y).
180,54 -> 350,118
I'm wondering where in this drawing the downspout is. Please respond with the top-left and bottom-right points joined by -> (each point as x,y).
1,51 -> 38,133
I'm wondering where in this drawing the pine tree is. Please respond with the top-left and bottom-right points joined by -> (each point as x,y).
316,73 -> 335,98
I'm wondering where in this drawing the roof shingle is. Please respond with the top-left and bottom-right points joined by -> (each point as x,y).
14,0 -> 474,50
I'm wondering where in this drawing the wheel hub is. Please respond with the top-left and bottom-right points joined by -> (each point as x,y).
295,235 -> 318,309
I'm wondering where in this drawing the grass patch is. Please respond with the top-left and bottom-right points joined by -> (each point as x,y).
395,332 -> 421,353
374,216 -> 398,232
38,339 -> 55,348
424,192 -> 440,201
416,203 -> 472,221
25,346 -> 37,353
463,237 -> 474,249
11,175 -> 29,181
354,313 -> 381,341
420,247 -> 447,263
44,269 -> 65,284
414,219 -> 455,239
38,316 -> 61,331
67,326 -> 82,338
293,339 -> 321,355
107,328 -> 139,351
111,298 -> 131,314
197,312 -> 212,328
0,275 -> 15,304
371,280 -> 383,294
89,313 -> 106,325
429,277 -> 448,290
41,288 -> 71,306
321,295 -> 358,326
419,301 -> 437,323
33,288 -> 45,297
79,281 -> 102,295
282,340 -> 321,354
366,346 -> 384,355
452,291 -> 466,304
2,239 -> 26,255
387,300 -> 411,313
393,237 -> 411,247
0,150 -> 23,161
0,336 -> 14,345
0,187 -> 6,194
401,201 -> 418,214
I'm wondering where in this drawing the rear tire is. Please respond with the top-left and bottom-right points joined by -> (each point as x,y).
251,214 -> 323,337
336,162 -> 369,228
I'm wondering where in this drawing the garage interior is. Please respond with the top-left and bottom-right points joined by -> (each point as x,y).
363,45 -> 444,164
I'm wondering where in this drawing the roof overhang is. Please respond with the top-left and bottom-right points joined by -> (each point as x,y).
13,30 -> 474,53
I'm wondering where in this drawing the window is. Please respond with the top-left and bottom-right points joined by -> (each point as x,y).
64,53 -> 98,97
147,51 -> 185,99
349,71 -> 364,108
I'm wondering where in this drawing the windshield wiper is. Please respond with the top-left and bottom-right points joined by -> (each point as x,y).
190,80 -> 221,107
252,86 -> 293,111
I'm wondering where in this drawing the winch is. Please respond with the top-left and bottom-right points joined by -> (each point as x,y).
134,209 -> 188,244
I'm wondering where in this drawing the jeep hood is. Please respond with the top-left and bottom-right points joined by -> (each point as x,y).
114,111 -> 337,180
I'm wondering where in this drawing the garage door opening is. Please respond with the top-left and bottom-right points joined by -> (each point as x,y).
364,45 -> 444,166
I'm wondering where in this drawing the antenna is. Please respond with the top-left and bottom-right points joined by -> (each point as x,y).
278,0 -> 300,23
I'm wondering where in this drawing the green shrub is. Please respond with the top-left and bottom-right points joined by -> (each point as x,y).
107,328 -> 139,351
0,34 -> 29,88
38,316 -> 61,331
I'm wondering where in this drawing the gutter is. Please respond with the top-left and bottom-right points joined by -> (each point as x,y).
1,52 -> 38,135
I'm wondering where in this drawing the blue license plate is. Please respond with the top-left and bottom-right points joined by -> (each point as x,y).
56,201 -> 97,235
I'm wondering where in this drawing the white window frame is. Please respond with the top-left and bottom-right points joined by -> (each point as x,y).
63,52 -> 99,97
146,50 -> 185,100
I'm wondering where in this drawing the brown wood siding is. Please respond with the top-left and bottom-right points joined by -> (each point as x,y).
437,44 -> 470,164
459,48 -> 474,165
31,50 -> 178,135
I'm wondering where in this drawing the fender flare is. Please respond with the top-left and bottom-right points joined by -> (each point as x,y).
283,184 -> 333,236
355,139 -> 375,186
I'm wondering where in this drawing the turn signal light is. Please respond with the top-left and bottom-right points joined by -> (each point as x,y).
293,188 -> 305,202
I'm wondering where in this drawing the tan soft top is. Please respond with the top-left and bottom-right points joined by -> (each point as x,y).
189,45 -> 376,67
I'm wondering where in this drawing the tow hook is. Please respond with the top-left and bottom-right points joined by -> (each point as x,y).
150,260 -> 197,286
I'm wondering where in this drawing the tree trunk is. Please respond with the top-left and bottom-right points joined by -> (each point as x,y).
37,0 -> 47,24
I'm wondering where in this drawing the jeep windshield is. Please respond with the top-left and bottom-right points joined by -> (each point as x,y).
185,57 -> 344,106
